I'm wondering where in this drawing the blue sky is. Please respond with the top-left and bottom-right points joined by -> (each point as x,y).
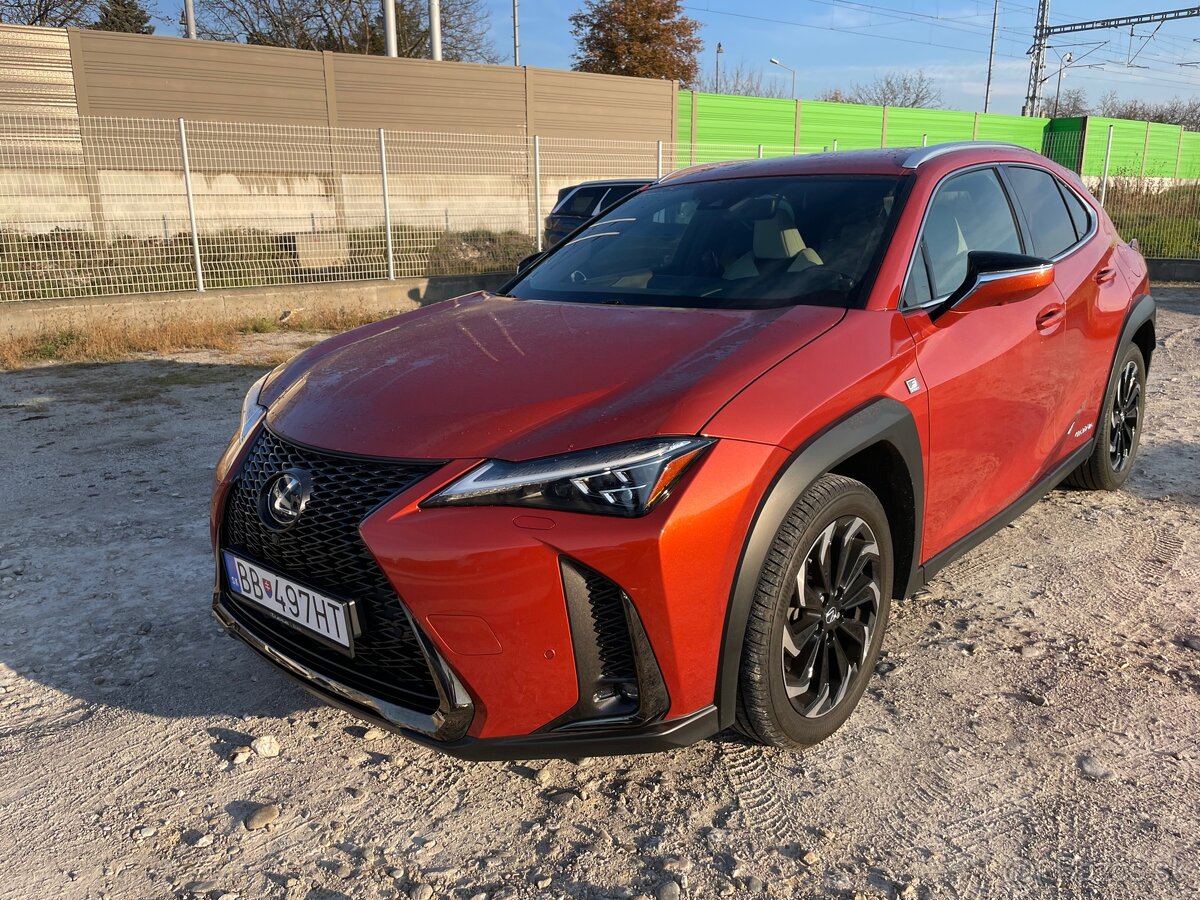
143,1 -> 1200,115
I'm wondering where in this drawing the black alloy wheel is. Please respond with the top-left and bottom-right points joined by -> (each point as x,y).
782,515 -> 881,718
1109,359 -> 1141,473
736,473 -> 893,749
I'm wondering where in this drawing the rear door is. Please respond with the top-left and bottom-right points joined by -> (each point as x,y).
998,164 -> 1108,448
1003,165 -> 1123,444
901,166 -> 1068,556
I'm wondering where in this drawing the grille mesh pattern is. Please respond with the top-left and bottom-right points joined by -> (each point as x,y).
581,568 -> 637,684
221,427 -> 442,713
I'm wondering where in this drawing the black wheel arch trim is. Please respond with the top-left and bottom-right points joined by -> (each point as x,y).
714,397 -> 924,731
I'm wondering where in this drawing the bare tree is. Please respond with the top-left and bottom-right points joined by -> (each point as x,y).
815,87 -> 849,103
1043,86 -> 1088,118
198,0 -> 499,62
692,60 -> 789,98
825,70 -> 943,109
0,0 -> 93,26
1095,90 -> 1200,131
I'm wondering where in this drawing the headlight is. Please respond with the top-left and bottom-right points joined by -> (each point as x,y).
235,373 -> 269,447
423,437 -> 714,517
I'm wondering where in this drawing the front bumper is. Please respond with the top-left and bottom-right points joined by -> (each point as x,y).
216,588 -> 717,760
212,428 -> 785,758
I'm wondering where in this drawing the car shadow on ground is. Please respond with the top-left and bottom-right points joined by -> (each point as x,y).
0,358 -> 318,725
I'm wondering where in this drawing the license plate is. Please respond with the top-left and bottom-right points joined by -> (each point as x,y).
222,551 -> 355,651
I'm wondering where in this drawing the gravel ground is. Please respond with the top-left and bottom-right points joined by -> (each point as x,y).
1,290 -> 1198,900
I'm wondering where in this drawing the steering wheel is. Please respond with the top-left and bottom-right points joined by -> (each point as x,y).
570,270 -> 588,284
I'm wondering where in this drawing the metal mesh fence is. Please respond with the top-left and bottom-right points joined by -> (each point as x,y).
0,113 -> 1196,304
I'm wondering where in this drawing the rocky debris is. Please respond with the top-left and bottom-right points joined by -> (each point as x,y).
1078,755 -> 1114,781
409,884 -> 434,900
193,834 -> 214,848
250,735 -> 281,758
1181,634 -> 1200,652
130,825 -> 156,840
229,746 -> 252,765
185,880 -> 218,895
802,850 -> 820,865
531,872 -> 552,889
363,727 -> 387,741
243,803 -> 280,830
656,881 -> 682,900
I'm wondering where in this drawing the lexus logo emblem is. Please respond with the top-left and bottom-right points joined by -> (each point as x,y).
260,469 -> 312,530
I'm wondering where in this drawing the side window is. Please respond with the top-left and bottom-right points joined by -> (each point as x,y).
558,186 -> 607,217
603,184 -> 643,209
903,252 -> 933,307
1057,180 -> 1092,241
920,168 -> 1022,299
1004,166 -> 1078,258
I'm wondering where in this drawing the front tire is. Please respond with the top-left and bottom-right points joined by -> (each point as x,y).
1065,343 -> 1146,491
735,474 -> 892,749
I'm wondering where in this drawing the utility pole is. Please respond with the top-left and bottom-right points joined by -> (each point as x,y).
513,0 -> 520,66
1023,0 -> 1051,116
384,0 -> 398,57
183,0 -> 196,39
984,0 -> 999,113
430,0 -> 443,61
1025,5 -> 1200,115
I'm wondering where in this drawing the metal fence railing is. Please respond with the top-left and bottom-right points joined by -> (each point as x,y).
0,114 -> 1196,304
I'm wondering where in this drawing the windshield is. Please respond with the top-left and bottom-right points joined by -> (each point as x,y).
509,174 -> 907,310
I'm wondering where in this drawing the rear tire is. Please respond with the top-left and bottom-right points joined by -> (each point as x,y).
735,474 -> 892,749
1065,343 -> 1146,491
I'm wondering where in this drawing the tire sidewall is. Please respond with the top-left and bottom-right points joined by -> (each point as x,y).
763,484 -> 893,746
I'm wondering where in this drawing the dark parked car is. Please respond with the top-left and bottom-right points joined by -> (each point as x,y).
544,178 -> 653,246
213,143 -> 1153,760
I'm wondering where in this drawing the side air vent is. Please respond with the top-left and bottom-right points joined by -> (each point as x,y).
553,558 -> 669,729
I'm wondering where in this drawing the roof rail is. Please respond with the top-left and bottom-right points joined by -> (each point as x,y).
901,141 -> 1030,169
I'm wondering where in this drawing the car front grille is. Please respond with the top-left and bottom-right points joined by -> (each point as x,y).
220,426 -> 443,713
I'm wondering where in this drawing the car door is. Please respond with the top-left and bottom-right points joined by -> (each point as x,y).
1003,164 -> 1123,445
901,166 -> 1068,557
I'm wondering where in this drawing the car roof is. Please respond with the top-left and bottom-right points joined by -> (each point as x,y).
659,142 -> 1054,185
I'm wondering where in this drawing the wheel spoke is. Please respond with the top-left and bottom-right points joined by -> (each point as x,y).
814,522 -> 836,597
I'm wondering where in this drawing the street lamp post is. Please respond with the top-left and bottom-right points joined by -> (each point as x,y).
769,57 -> 796,98
1053,51 -> 1072,116
715,42 -> 724,93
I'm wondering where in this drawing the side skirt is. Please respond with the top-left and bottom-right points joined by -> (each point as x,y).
918,438 -> 1094,585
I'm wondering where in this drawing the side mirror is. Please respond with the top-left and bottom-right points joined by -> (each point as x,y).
516,252 -> 544,275
933,251 -> 1054,320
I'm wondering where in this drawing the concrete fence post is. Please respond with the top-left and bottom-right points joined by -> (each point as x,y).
1100,124 -> 1114,207
656,140 -> 663,178
832,139 -> 838,152
533,135 -> 543,253
176,118 -> 204,293
378,129 -> 395,281
757,143 -> 764,159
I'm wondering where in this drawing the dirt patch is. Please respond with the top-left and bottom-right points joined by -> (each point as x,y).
1,291 -> 1198,899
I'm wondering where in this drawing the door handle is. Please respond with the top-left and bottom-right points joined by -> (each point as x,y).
1036,303 -> 1066,332
1095,267 -> 1118,285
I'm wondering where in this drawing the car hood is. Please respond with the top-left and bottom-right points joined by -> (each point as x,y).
263,293 -> 843,460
